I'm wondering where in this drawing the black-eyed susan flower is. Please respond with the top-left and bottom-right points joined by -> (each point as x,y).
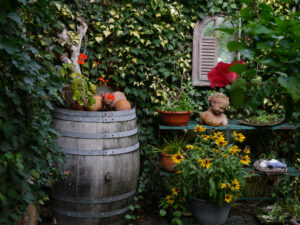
221,183 -> 229,189
194,125 -> 206,133
229,145 -> 241,155
244,146 -> 251,154
231,178 -> 241,191
172,151 -> 185,164
186,144 -> 194,150
225,194 -> 232,203
166,195 -> 174,204
240,155 -> 251,165
212,131 -> 224,140
233,131 -> 246,143
215,137 -> 228,147
172,187 -> 180,196
201,134 -> 210,140
199,158 -> 211,169
249,170 -> 255,178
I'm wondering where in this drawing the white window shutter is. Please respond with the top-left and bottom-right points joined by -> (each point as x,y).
192,16 -> 219,86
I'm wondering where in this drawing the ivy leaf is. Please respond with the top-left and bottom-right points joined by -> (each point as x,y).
227,41 -> 243,52
159,209 -> 167,216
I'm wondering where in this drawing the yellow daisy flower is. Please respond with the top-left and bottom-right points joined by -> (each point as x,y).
213,131 -> 224,139
231,178 -> 241,191
201,134 -> 210,140
172,151 -> 185,164
225,194 -> 232,203
240,155 -> 251,165
166,195 -> 174,204
233,131 -> 246,143
186,144 -> 194,150
221,183 -> 227,189
244,146 -> 251,154
172,187 -> 180,196
199,158 -> 211,169
215,137 -> 228,147
194,125 -> 206,133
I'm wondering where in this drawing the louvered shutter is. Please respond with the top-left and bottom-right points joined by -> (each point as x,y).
192,16 -> 219,86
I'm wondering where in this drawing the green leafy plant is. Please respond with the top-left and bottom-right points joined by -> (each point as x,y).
160,125 -> 250,223
153,136 -> 188,154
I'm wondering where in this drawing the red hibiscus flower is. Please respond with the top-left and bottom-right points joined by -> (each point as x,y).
207,60 -> 245,88
98,77 -> 109,84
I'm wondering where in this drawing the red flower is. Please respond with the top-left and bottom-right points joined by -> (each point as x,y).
77,59 -> 85,65
95,61 -> 100,65
98,77 -> 109,84
107,93 -> 115,101
78,53 -> 88,60
207,61 -> 245,88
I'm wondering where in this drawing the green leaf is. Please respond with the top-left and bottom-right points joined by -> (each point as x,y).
215,28 -> 234,34
229,63 -> 247,75
125,214 -> 132,220
8,13 -> 22,25
278,76 -> 300,102
227,41 -> 244,52
240,49 -> 255,59
241,69 -> 256,80
159,209 -> 167,216
251,25 -> 272,34
230,79 -> 245,109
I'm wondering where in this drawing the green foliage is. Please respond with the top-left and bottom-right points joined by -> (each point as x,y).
228,1 -> 300,124
153,135 -> 188,154
0,0 -> 65,224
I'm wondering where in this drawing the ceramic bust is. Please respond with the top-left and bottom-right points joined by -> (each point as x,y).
200,93 -> 229,126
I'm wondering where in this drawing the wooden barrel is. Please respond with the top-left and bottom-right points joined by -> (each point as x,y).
51,108 -> 140,225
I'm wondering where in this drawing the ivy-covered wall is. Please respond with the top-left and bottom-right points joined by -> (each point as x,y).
0,0 -> 299,224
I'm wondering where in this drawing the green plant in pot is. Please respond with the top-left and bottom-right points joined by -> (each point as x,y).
153,136 -> 188,172
155,76 -> 195,126
160,125 -> 250,225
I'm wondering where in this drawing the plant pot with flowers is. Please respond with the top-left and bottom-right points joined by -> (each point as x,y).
152,136 -> 188,172
155,76 -> 195,126
159,125 -> 251,225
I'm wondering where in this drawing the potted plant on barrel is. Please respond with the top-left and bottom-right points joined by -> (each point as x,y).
160,125 -> 250,225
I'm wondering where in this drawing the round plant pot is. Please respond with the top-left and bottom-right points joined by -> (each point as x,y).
160,151 -> 175,172
191,197 -> 231,225
158,109 -> 193,126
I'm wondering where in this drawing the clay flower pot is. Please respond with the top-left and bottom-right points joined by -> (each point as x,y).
84,96 -> 103,111
158,109 -> 193,126
160,151 -> 175,172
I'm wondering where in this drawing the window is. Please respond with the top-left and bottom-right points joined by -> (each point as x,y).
192,15 -> 235,86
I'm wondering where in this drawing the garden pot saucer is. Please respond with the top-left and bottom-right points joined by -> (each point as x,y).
238,117 -> 285,126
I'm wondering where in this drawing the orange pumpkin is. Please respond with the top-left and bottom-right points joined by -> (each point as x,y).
114,99 -> 131,111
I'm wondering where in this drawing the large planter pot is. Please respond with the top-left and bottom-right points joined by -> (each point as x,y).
52,108 -> 140,225
160,151 -> 175,172
158,109 -> 193,126
191,197 -> 231,225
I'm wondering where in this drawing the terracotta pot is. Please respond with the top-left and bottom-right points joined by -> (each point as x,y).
115,99 -> 131,111
84,96 -> 103,111
158,109 -> 193,126
160,151 -> 175,172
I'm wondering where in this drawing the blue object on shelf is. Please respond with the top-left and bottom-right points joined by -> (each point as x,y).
267,159 -> 287,169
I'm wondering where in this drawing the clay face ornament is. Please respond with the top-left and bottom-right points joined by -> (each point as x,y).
200,93 -> 229,126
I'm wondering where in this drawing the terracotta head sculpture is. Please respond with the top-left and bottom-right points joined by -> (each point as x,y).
200,93 -> 229,126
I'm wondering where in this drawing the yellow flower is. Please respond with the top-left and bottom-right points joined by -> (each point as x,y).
166,195 -> 174,204
172,151 -> 185,164
215,137 -> 228,147
199,158 -> 211,169
231,178 -> 241,191
201,134 -> 210,140
186,145 -> 194,150
194,125 -> 206,133
229,145 -> 241,155
212,131 -> 224,140
249,170 -> 255,178
233,131 -> 246,143
244,146 -> 251,154
225,194 -> 232,203
176,170 -> 182,174
172,187 -> 180,196
240,155 -> 251,165
221,183 -> 231,189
